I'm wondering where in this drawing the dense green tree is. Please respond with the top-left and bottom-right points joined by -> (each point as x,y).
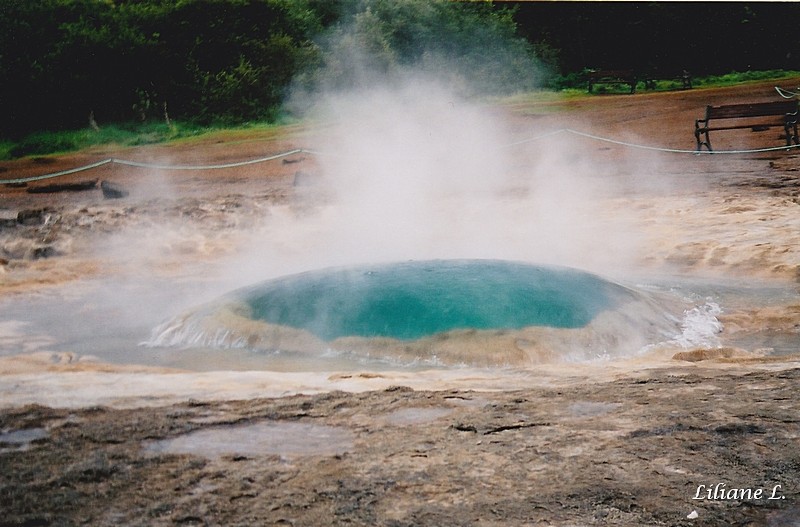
2,0 -> 799,140
299,0 -> 538,96
0,0 -> 324,137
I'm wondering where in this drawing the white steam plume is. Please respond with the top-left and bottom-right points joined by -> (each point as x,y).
224,71 -> 642,287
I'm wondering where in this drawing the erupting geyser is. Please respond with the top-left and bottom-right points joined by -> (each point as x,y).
148,260 -> 685,367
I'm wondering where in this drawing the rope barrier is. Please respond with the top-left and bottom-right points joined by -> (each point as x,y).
0,149 -> 307,185
564,128 -> 698,153
555,129 -> 697,154
560,128 -> 800,155
3,127 -> 799,186
775,86 -> 799,99
495,128 -> 800,154
110,148 -> 304,171
496,129 -> 568,149
1,159 -> 113,185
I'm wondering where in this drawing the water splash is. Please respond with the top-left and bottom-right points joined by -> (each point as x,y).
674,301 -> 724,349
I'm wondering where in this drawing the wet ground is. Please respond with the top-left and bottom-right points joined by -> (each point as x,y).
2,367 -> 800,526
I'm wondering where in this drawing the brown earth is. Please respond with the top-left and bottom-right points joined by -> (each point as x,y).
1,79 -> 800,526
2,368 -> 800,526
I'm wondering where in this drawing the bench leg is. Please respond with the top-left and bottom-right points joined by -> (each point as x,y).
694,127 -> 712,152
787,121 -> 800,146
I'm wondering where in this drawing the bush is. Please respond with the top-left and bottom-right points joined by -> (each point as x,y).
8,132 -> 81,158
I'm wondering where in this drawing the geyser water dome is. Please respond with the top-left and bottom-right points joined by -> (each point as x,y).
241,260 -> 619,340
149,260 -> 686,367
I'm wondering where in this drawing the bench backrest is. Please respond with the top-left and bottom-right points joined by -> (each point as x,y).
588,69 -> 635,80
707,100 -> 798,120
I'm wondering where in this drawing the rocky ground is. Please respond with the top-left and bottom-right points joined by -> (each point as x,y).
1,78 -> 800,526
2,367 -> 800,526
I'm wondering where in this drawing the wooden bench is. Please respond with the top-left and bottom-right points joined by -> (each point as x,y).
694,100 -> 799,151
587,69 -> 637,94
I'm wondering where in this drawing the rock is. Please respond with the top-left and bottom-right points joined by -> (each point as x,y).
1,240 -> 30,259
0,211 -> 17,228
17,209 -> 46,226
31,246 -> 58,259
100,180 -> 129,199
26,180 -> 97,194
671,347 -> 750,362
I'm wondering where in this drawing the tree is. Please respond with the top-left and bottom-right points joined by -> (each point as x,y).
297,0 -> 539,97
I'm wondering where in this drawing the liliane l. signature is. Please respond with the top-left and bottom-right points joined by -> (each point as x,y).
693,483 -> 785,501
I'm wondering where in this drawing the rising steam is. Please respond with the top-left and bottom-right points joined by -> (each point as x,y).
227,71 -> 641,287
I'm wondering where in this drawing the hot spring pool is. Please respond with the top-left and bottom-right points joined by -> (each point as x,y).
240,260 -> 621,340
148,260 -> 689,367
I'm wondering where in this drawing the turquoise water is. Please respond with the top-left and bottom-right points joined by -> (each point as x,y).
239,260 -> 628,341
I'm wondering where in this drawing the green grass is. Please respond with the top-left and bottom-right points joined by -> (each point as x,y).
0,140 -> 14,161
495,69 -> 800,115
3,122 -> 203,160
591,69 -> 800,94
490,89 -> 589,115
693,69 -> 800,88
1,119 -> 298,160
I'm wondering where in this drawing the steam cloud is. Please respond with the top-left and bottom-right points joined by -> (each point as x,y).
230,77 -> 643,285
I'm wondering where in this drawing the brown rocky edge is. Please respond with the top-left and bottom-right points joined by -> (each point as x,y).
2,366 -> 799,526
